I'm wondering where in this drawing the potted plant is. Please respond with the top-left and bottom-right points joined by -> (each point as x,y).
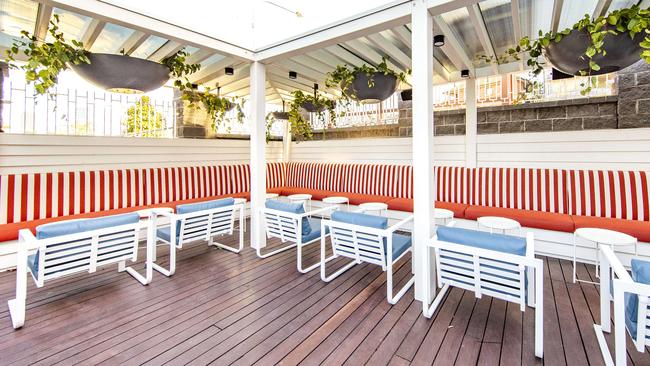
265,90 -> 336,142
271,101 -> 290,120
492,5 -> 650,79
326,57 -> 409,104
181,88 -> 245,132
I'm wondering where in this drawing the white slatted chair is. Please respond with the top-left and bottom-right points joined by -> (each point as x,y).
423,224 -> 544,358
152,197 -> 244,277
320,211 -> 415,304
595,246 -> 650,366
260,199 -> 336,273
8,212 -> 152,329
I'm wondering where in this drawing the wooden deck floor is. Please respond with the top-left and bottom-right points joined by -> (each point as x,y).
0,229 -> 649,366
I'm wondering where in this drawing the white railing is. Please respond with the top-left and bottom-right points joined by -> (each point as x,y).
310,93 -> 400,131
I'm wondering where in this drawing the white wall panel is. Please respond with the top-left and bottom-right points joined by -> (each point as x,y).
0,134 -> 283,174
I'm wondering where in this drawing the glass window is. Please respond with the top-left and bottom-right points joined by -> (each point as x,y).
558,0 -> 597,31
440,8 -> 483,67
130,35 -> 167,59
90,23 -> 135,54
479,0 -> 515,54
45,8 -> 92,43
0,0 -> 38,40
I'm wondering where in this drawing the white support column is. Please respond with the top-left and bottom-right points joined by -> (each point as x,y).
250,61 -> 267,249
282,120 -> 292,162
411,0 -> 435,303
465,76 -> 477,168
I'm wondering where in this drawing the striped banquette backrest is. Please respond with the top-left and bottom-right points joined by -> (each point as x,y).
285,162 -> 345,192
435,166 -> 472,204
470,167 -> 568,214
340,164 -> 413,198
566,170 -> 649,221
0,163 -> 270,225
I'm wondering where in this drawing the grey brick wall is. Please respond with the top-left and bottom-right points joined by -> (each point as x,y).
617,60 -> 650,128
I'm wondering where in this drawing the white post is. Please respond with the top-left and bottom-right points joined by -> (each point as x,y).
411,0 -> 435,303
282,120 -> 292,162
465,76 -> 477,168
250,61 -> 267,249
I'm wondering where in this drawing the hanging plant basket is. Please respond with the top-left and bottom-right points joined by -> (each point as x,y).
70,53 -> 170,93
344,72 -> 398,104
223,100 -> 235,112
271,111 -> 290,120
301,101 -> 329,113
545,25 -> 645,76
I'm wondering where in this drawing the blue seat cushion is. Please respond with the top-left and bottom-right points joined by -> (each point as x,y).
302,218 -> 326,243
625,258 -> 650,341
265,199 -> 311,236
160,198 -> 236,242
389,234 -> 412,261
331,211 -> 388,229
32,213 -> 140,278
436,226 -> 527,256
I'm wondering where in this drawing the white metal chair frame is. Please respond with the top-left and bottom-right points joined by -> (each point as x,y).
594,246 -> 650,366
260,205 -> 336,273
9,220 -> 153,329
320,215 -> 415,304
422,225 -> 544,358
152,203 -> 244,277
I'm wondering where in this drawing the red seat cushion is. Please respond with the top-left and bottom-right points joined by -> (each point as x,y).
0,194 -> 237,242
332,193 -> 392,206
266,187 -> 284,195
572,215 -> 650,243
279,187 -> 336,201
386,198 -> 467,218
464,206 -> 575,233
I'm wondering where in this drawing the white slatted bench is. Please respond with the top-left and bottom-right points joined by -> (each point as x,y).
320,211 -> 415,304
152,197 -> 244,277
423,224 -> 544,358
8,212 -> 153,329
595,246 -> 650,366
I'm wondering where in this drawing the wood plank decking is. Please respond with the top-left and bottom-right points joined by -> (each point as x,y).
0,229 -> 649,365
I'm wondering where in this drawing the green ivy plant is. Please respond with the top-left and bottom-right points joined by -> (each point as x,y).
480,5 -> 650,95
325,57 -> 409,102
181,90 -> 245,131
4,14 -> 90,95
161,49 -> 201,91
265,90 -> 337,142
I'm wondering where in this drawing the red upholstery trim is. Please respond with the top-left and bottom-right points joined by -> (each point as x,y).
464,205 -> 575,233
572,215 -> 650,243
332,193 -> 392,206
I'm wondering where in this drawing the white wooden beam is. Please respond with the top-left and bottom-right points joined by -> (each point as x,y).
465,76 -> 477,168
118,31 -> 148,55
220,76 -> 251,95
510,0 -> 524,70
307,49 -> 348,69
344,38 -> 406,73
186,49 -> 215,65
467,4 -> 498,75
267,65 -> 340,97
189,57 -> 235,85
391,26 -> 412,48
411,0 -> 435,304
80,19 -> 106,50
37,0 -> 254,60
431,17 -> 473,71
366,33 -> 411,70
34,3 -> 53,41
275,59 -> 329,83
209,64 -> 250,90
324,45 -> 367,67
291,55 -> 332,78
249,61 -> 266,249
148,41 -> 184,62
551,0 -> 564,33
592,0 -> 612,19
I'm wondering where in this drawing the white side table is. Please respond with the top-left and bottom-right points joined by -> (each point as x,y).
323,196 -> 349,214
573,227 -> 637,284
266,193 -> 279,200
434,208 -> 454,223
233,198 -> 247,232
477,216 -> 521,234
358,202 -> 388,216
287,193 -> 312,211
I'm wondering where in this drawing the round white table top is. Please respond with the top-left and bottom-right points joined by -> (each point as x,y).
265,193 -> 279,199
287,193 -> 312,201
478,216 -> 521,231
434,208 -> 454,220
358,202 -> 389,211
323,196 -> 349,204
575,227 -> 637,246
233,197 -> 246,205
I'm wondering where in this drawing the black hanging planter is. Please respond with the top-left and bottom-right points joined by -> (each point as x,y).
271,111 -> 290,120
545,26 -> 644,76
344,72 -> 398,104
70,53 -> 170,93
301,101 -> 328,113
400,89 -> 412,101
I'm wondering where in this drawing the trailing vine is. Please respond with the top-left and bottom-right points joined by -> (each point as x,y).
265,90 -> 337,142
4,14 -> 90,95
325,57 -> 409,102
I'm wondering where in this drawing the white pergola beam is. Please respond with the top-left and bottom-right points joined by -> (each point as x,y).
411,0 -> 435,304
210,64 -> 251,90
148,41 -> 184,62
275,59 -> 329,84
306,49 -> 348,69
467,4 -> 498,75
431,16 -> 473,71
551,0 -> 564,33
186,49 -> 216,65
249,61 -> 266,250
190,57 -> 236,85
324,45 -> 368,67
344,38 -> 406,73
80,19 -> 106,50
510,0 -> 524,70
366,33 -> 411,70
37,0 -> 254,60
592,0 -> 612,18
465,76 -> 477,168
34,3 -> 53,41
118,31 -> 149,55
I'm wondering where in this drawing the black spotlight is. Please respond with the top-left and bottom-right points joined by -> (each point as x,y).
225,67 -> 234,75
461,69 -> 470,78
289,71 -> 297,79
434,34 -> 445,47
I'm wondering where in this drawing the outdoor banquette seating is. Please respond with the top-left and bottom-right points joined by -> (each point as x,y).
595,246 -> 650,365
320,211 -> 414,304
9,212 -> 152,329
260,199 -> 336,273
151,197 -> 244,277
423,223 -> 543,358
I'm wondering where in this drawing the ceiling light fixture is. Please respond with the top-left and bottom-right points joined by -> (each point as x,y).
289,71 -> 297,79
433,34 -> 445,47
461,69 -> 470,78
225,67 -> 234,75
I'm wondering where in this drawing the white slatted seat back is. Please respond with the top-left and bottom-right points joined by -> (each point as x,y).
177,205 -> 236,247
263,209 -> 300,243
329,222 -> 386,269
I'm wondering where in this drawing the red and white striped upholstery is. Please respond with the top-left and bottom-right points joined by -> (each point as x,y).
470,168 -> 568,214
435,166 -> 472,204
285,162 -> 345,192
0,164 -> 260,225
266,162 -> 286,188
340,164 -> 413,198
567,170 -> 649,220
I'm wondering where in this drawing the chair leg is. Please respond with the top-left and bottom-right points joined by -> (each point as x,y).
387,261 -> 415,305
215,209 -> 245,253
298,240 -> 333,273
256,242 -> 297,258
152,239 -> 176,277
594,324 -> 615,366
321,256 -> 355,282
422,284 -> 450,318
119,232 -> 155,285
8,247 -> 27,329
527,267 -> 535,308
